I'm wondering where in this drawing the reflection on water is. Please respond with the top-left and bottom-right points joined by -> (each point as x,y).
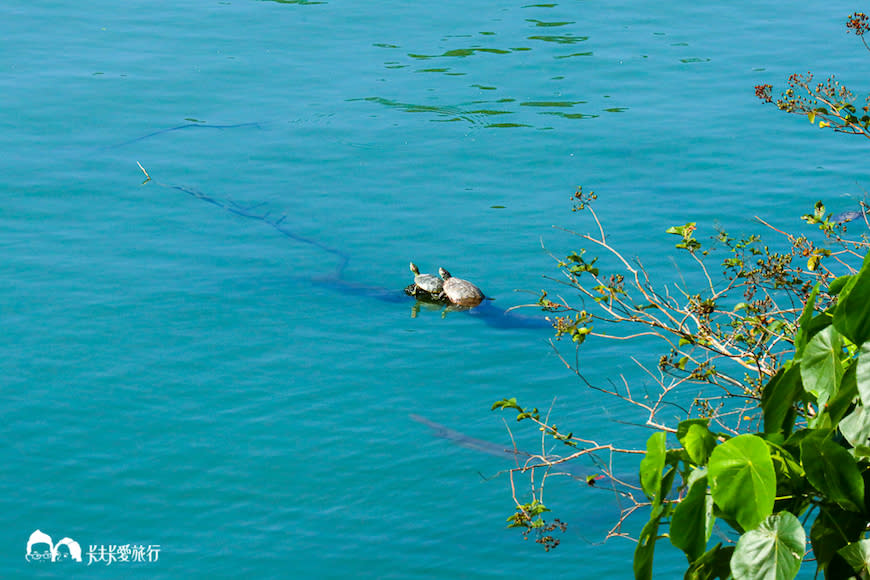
539,111 -> 599,120
366,9 -> 623,127
409,48 -> 513,58
520,100 -> 586,107
352,94 -> 603,127
261,0 -> 326,4
349,96 -> 477,123
555,51 -> 594,58
528,34 -> 589,44
526,18 -> 575,27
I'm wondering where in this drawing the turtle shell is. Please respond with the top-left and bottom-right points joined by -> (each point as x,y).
439,268 -> 484,306
409,262 -> 444,294
414,273 -> 443,294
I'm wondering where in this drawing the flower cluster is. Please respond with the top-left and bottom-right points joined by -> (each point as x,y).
846,12 -> 869,36
754,83 -> 773,103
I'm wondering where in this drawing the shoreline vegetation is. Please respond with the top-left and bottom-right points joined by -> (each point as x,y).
493,12 -> 870,578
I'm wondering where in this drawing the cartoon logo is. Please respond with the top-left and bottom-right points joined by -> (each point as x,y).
25,530 -> 82,562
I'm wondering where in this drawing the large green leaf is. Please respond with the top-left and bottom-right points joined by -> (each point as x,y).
671,475 -> 712,561
634,504 -> 663,580
731,512 -> 805,580
782,428 -> 812,458
800,325 -> 844,409
857,342 -> 870,406
840,404 -> 870,449
684,543 -> 734,580
828,274 -> 852,296
677,420 -> 716,465
660,464 -> 677,505
811,506 -> 868,569
819,362 -> 858,429
765,441 -> 806,515
640,431 -> 666,505
798,314 -> 835,354
761,365 -> 803,436
800,433 -> 865,512
708,434 -> 776,531
833,251 -> 870,345
838,539 -> 870,575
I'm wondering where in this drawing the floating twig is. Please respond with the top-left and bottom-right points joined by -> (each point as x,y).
136,161 -> 151,183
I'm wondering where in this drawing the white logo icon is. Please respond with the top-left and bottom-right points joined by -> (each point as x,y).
26,529 -> 82,562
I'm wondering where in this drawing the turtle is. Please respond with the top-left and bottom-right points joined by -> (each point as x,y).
438,267 -> 484,306
408,262 -> 444,297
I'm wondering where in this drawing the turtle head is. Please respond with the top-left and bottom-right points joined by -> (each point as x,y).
409,262 -> 420,275
438,267 -> 451,280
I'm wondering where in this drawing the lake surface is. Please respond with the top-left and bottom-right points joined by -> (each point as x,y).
2,0 -> 867,577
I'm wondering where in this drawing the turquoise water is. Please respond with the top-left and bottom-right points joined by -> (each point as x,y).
3,0 -> 868,577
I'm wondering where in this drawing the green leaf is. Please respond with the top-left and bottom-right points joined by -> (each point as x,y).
666,223 -> 701,252
800,433 -> 865,512
666,223 -> 696,236
765,442 -> 805,511
661,464 -> 677,506
731,512 -> 805,580
794,313 -> 833,365
491,398 -> 522,411
828,276 -> 852,296
820,362 -> 858,428
782,427 -> 813,452
640,431 -> 667,505
792,283 -> 821,360
838,539 -> 870,575
671,475 -> 712,561
634,505 -> 664,580
828,275 -> 851,296
677,420 -> 716,465
839,404 -> 870,449
833,251 -> 870,345
857,342 -> 870,406
761,365 -> 802,436
811,506 -> 868,569
684,543 -> 734,580
800,325 -> 844,409
708,434 -> 776,531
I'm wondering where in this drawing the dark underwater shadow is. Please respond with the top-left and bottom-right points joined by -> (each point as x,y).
138,169 -> 551,332
409,413 -> 591,473
409,413 -> 641,494
409,412 -> 643,544
106,122 -> 265,150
